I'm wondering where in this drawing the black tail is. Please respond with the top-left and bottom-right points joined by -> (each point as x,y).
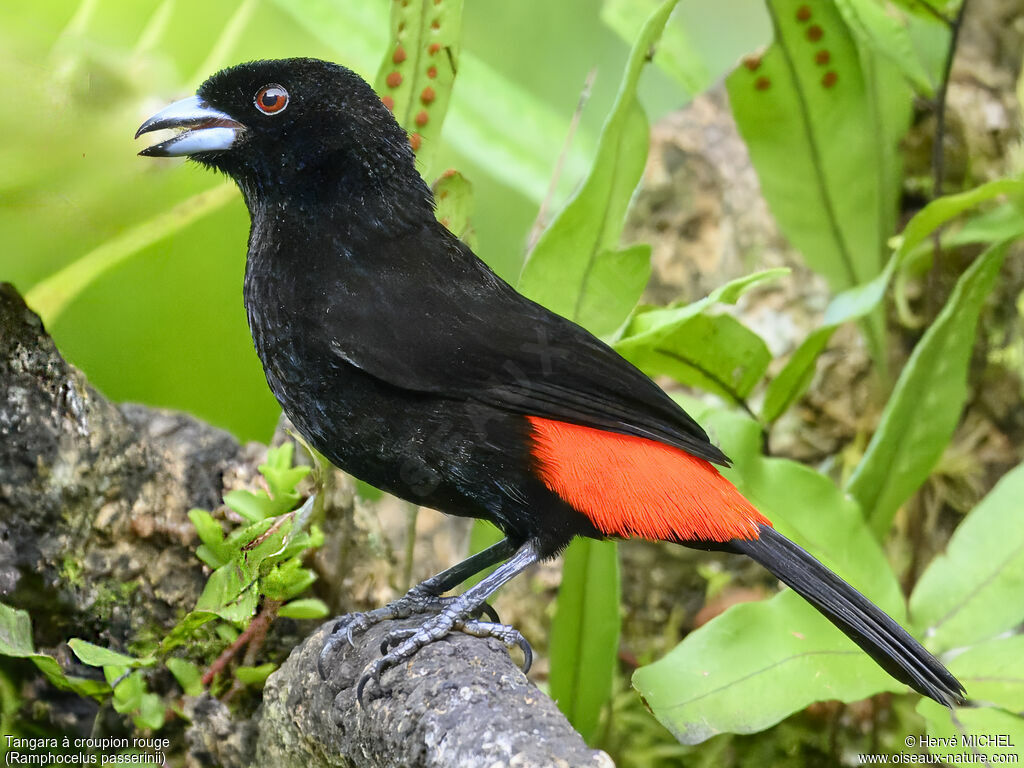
728,525 -> 966,707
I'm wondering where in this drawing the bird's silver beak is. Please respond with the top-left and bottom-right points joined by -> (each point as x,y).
135,95 -> 244,157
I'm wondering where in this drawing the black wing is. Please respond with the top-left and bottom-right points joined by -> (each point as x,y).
317,224 -> 729,466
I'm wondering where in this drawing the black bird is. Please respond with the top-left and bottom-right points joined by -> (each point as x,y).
136,58 -> 966,707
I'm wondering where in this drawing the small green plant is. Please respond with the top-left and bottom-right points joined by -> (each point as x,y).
0,443 -> 326,735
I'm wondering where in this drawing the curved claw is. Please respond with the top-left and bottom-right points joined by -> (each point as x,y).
478,602 -> 500,624
380,628 -> 417,655
318,620 -> 346,680
356,657 -> 393,707
517,635 -> 533,674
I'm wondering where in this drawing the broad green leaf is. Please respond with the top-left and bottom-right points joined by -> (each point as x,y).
847,241 -> 1009,539
517,100 -> 646,327
278,598 -> 330,620
937,635 -> 1024,711
68,639 -> 148,670
518,0 -> 681,334
711,410 -> 904,614
549,538 -> 621,742
613,270 -> 785,395
196,562 -> 258,623
917,699 -> 1024,764
235,663 -> 276,686
374,0 -> 462,174
617,312 -> 771,404
23,183 -> 236,325
618,269 -> 787,341
836,0 -> 935,94
634,591 -> 899,745
635,407 -> 908,743
727,0 -> 909,293
166,658 -> 204,697
602,0 -> 771,97
910,462 -> 1024,653
574,244 -> 652,338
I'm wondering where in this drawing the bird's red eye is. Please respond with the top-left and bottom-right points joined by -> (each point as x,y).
254,84 -> 289,115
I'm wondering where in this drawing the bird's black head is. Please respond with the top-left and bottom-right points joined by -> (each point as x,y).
136,58 -> 427,211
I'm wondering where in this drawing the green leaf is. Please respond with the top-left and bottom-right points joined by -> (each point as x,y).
518,0 -> 681,334
278,598 -> 330,620
618,269 -> 787,341
910,462 -> 1024,653
195,562 -> 258,623
166,658 -> 204,697
432,170 -> 477,249
937,634 -> 1024,711
726,0 -> 910,293
613,270 -> 785,394
893,177 -> 1024,259
223,489 -> 277,523
602,0 -> 772,97
157,611 -> 218,656
549,539 -> 621,742
917,699 -> 1024,764
847,241 -> 1009,539
189,508 -> 230,567
134,690 -> 166,730
573,244 -> 652,338
259,444 -> 310,505
374,0 -> 462,174
761,325 -> 835,423
711,410 -> 904,614
262,560 -> 317,602
634,407 -> 909,744
617,312 -> 771,404
23,183 -> 237,325
68,639 -> 148,670
0,602 -> 35,657
835,0 -> 935,94
235,663 -> 276,687
635,591 -> 900,745
762,258 -> 895,423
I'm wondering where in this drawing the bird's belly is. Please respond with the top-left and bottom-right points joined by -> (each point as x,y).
250,320 -> 549,532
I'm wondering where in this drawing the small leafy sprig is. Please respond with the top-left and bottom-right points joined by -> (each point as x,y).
0,443 -> 327,732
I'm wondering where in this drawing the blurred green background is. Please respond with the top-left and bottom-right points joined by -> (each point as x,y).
1,0 -> 765,443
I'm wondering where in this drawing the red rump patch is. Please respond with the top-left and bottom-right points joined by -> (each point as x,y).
527,417 -> 770,542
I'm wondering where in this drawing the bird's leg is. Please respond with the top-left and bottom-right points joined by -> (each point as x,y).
318,537 -> 517,678
357,539 -> 541,704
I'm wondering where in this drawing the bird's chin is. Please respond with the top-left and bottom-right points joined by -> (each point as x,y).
136,95 -> 244,158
